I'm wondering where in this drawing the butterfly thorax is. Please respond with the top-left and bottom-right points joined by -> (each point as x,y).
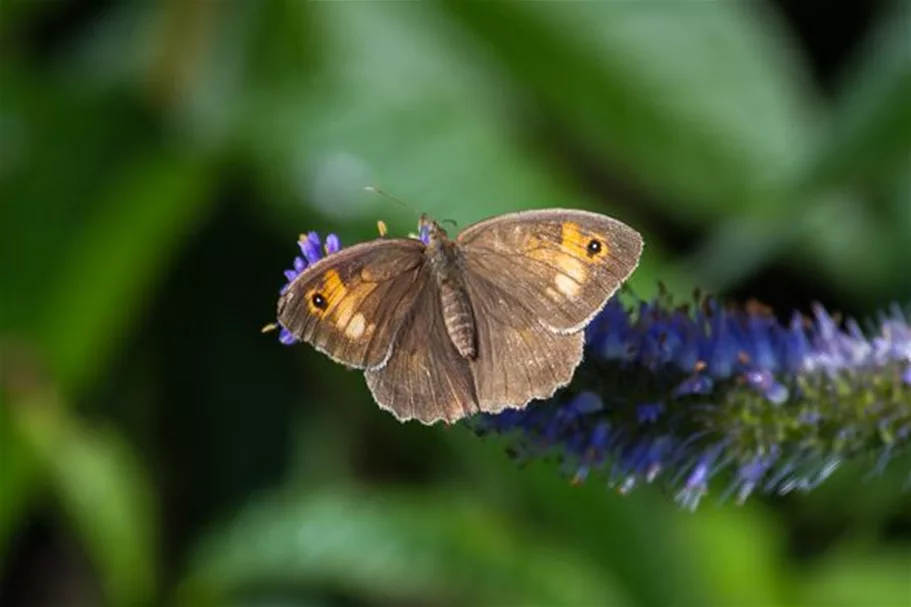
424,219 -> 477,360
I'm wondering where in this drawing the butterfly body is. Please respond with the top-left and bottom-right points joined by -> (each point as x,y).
278,209 -> 643,425
424,218 -> 478,360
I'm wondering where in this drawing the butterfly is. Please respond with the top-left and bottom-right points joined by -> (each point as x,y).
277,209 -> 643,424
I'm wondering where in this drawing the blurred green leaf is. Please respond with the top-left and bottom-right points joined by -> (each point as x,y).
796,0 -> 911,196
7,389 -> 157,605
681,0 -> 910,296
890,170 -> 911,276
440,0 -> 818,219
783,0 -> 911,300
242,0 -> 320,92
233,3 -> 652,226
446,429 -> 709,607
0,76 -> 155,329
0,0 -> 55,42
678,193 -> 891,297
448,428 -> 793,607
0,386 -> 41,554
675,506 -> 786,607
787,452 -> 911,532
179,485 -> 629,607
37,151 -> 213,393
797,547 -> 911,607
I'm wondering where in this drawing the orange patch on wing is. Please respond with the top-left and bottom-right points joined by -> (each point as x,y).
322,269 -> 346,299
333,294 -> 356,326
551,223 -> 588,288
560,222 -> 609,261
560,222 -> 587,251
520,224 -> 590,297
306,269 -> 348,315
325,278 -> 375,341
303,269 -> 376,340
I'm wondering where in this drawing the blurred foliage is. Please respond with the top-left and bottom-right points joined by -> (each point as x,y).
1,1 -> 910,606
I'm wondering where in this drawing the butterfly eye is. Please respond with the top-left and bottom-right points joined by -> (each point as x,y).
311,293 -> 328,310
586,239 -> 603,256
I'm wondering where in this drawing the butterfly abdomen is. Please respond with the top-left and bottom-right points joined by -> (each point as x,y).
427,226 -> 478,360
440,283 -> 477,359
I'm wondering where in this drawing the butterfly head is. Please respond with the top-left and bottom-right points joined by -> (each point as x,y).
418,214 -> 448,246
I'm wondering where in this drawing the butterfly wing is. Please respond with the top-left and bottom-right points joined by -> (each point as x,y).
456,209 -> 642,333
461,274 -> 584,412
277,238 -> 427,369
364,268 -> 478,424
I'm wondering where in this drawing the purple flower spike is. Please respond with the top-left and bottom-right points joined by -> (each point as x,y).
299,232 -> 323,265
673,375 -> 714,397
637,403 -> 663,424
677,460 -> 711,510
474,287 -> 911,508
730,450 -> 779,504
325,234 -> 341,255
744,370 -> 789,404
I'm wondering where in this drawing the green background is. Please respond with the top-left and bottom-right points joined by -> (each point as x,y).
1,1 -> 910,605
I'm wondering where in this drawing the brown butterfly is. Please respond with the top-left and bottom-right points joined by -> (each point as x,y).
277,209 -> 643,424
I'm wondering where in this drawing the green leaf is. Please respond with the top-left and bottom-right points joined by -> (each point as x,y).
239,2 -> 580,216
6,389 -> 158,605
674,506 -> 786,607
445,429 -> 710,607
438,0 -> 819,219
36,151 -> 214,393
796,0 -> 911,196
0,77 -> 156,331
0,380 -> 42,555
179,486 -> 629,606
782,0 -> 911,300
797,547 -> 911,607
233,3 -> 649,224
686,0 -> 911,295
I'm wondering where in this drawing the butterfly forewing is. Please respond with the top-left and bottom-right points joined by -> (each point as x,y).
456,209 -> 643,333
277,239 -> 426,369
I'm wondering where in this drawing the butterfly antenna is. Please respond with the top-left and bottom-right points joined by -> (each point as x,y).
363,186 -> 420,215
261,322 -> 278,334
441,218 -> 459,230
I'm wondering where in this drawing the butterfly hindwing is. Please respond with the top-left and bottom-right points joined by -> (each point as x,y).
364,270 -> 478,424
461,272 -> 584,412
